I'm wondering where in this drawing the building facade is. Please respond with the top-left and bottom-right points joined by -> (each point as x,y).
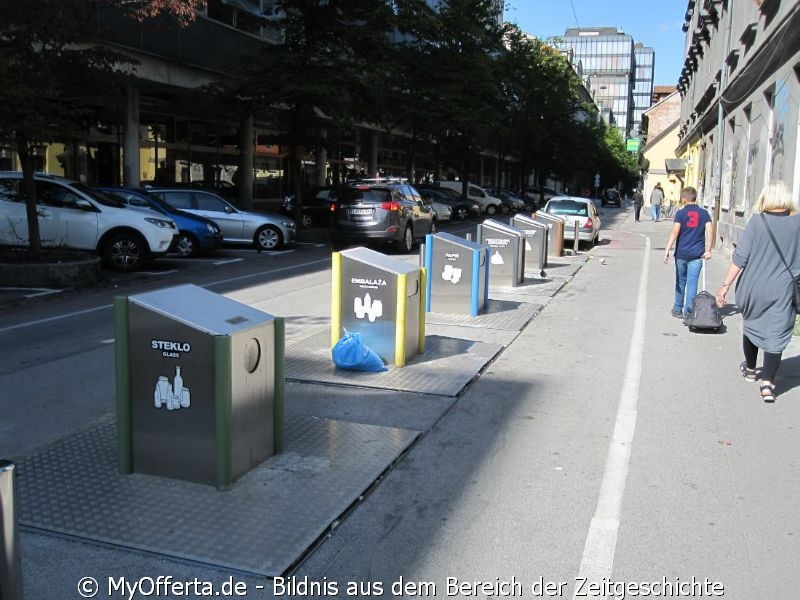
642,91 -> 683,207
676,0 -> 800,249
549,27 -> 655,140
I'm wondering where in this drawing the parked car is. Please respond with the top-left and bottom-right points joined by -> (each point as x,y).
525,186 -> 559,207
329,182 -> 437,252
147,188 -> 295,251
95,187 -> 223,257
542,196 -> 602,247
429,197 -> 452,221
435,181 -> 503,216
416,186 -> 480,221
281,187 -> 337,228
601,188 -> 621,207
0,172 -> 176,271
484,188 -> 526,213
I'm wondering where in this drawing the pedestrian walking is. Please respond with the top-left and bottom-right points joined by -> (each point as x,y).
715,181 -> 800,403
651,182 -> 665,222
663,186 -> 712,319
632,188 -> 643,221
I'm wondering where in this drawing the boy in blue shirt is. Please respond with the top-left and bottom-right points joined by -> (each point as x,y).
663,187 -> 713,318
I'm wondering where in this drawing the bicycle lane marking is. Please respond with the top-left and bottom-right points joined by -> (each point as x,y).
572,233 -> 650,596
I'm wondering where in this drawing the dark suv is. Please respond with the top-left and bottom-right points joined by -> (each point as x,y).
601,188 -> 621,207
329,183 -> 437,252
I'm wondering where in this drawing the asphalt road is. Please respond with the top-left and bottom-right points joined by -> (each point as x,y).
2,205 -> 798,599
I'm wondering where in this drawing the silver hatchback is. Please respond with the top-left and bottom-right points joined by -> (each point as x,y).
149,188 -> 295,251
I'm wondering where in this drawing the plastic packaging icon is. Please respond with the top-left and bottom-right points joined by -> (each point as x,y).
354,293 -> 383,322
491,250 -> 505,265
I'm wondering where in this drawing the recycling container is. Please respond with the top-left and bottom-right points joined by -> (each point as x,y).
477,219 -> 525,287
511,214 -> 549,273
115,284 -> 284,489
424,232 -> 489,316
534,212 -> 565,257
332,247 -> 426,367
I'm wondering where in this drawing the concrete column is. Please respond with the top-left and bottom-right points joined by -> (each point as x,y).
479,156 -> 485,186
368,132 -> 378,177
238,114 -> 254,209
494,157 -> 500,188
122,85 -> 140,187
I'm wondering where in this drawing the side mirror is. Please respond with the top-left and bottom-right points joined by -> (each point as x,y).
224,205 -> 235,213
76,199 -> 97,212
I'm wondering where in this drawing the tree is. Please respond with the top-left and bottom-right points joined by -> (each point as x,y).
0,0 -> 204,258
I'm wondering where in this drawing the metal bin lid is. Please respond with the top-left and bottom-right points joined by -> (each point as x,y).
481,219 -> 525,238
339,246 -> 420,275
430,231 -> 488,252
128,284 -> 274,335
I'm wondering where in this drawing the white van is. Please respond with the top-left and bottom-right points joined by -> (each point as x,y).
436,181 -> 503,216
0,172 -> 177,272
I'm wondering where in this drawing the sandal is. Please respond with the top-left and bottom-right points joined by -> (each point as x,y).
760,384 -> 776,403
739,362 -> 757,382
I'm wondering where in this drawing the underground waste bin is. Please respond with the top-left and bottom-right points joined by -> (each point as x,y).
332,247 -> 426,367
115,284 -> 284,489
424,232 -> 489,316
477,219 -> 525,287
511,214 -> 548,275
534,212 -> 565,257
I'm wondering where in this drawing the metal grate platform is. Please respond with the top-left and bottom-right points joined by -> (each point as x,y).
426,299 -> 542,331
17,417 -> 418,577
286,329 -> 503,397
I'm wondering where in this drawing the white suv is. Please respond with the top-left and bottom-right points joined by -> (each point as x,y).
435,181 -> 503,216
0,172 -> 177,271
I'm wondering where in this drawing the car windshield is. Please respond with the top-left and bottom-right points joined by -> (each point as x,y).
547,200 -> 588,217
74,183 -> 126,208
338,187 -> 392,204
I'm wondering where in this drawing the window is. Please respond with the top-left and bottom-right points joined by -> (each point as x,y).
0,179 -> 21,202
195,193 -> 229,212
35,181 -> 83,209
161,191 -> 193,209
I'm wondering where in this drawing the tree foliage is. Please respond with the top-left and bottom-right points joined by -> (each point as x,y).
0,0 -> 202,256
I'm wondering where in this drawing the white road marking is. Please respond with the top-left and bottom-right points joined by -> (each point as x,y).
24,289 -> 66,298
0,258 -> 331,334
213,258 -> 244,266
572,234 -> 650,596
137,269 -> 179,276
1,287 -> 66,298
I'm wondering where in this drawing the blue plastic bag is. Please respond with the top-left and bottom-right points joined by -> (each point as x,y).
332,329 -> 388,372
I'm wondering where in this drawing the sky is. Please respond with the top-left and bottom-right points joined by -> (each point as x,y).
504,0 -> 689,86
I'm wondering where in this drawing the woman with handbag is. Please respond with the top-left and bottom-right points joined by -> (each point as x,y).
716,181 -> 800,402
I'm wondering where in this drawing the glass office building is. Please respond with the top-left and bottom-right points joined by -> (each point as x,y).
549,28 -> 654,139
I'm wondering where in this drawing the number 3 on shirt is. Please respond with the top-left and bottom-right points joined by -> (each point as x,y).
687,212 -> 699,228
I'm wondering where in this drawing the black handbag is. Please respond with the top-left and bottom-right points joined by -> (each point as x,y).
761,213 -> 800,313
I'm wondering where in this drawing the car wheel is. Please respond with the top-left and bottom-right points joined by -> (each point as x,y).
175,232 -> 199,258
485,204 -> 498,216
255,225 -> 283,251
499,204 -> 510,215
453,206 -> 468,220
524,201 -> 536,212
103,232 -> 147,272
397,225 -> 414,254
301,214 -> 312,229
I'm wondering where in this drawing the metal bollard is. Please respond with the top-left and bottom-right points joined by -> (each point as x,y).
465,232 -> 472,241
418,242 -> 426,268
573,221 -> 580,253
0,460 -> 23,600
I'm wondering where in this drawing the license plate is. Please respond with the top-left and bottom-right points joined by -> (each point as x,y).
350,208 -> 372,216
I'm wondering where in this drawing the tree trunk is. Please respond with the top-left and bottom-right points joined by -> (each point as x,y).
16,134 -> 42,258
290,142 -> 303,226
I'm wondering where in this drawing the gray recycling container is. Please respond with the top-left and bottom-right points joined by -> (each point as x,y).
332,247 -> 426,367
511,214 -> 549,273
424,232 -> 489,316
534,212 -> 565,257
477,219 -> 525,287
114,284 -> 284,489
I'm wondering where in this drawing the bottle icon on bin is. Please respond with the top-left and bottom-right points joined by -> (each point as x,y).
354,293 -> 383,322
153,365 -> 191,411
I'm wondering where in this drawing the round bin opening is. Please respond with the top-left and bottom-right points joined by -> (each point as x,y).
243,338 -> 261,373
